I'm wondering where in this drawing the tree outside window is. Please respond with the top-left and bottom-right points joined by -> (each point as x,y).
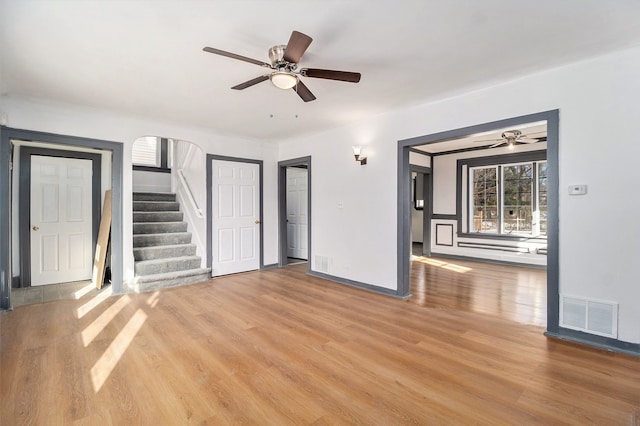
471,167 -> 498,232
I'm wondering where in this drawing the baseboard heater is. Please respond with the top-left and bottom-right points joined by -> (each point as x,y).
457,241 -> 531,253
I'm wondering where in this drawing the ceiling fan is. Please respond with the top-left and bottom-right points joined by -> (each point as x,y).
475,129 -> 545,149
203,30 -> 361,102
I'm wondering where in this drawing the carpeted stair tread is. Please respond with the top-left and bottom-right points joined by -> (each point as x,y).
133,244 -> 197,261
135,255 -> 202,275
133,211 -> 184,222
128,268 -> 212,293
133,232 -> 192,247
133,221 -> 188,234
133,201 -> 180,212
133,192 -> 176,202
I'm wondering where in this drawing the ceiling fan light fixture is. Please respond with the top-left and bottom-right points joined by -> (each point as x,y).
270,71 -> 297,89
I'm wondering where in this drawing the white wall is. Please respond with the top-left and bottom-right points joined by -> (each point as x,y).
278,46 -> 640,344
172,140 -> 206,267
132,169 -> 171,192
0,96 -> 280,284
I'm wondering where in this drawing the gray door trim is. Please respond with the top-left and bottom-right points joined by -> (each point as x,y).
397,110 -> 559,335
19,147 -> 102,287
206,154 -> 264,271
410,165 -> 432,257
0,126 -> 124,309
278,156 -> 312,270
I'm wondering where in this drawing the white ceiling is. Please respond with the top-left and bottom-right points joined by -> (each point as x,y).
1,0 -> 640,142
413,121 -> 547,154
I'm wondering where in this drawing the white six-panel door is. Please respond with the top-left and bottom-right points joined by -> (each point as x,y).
30,155 -> 93,286
211,160 -> 260,276
286,167 -> 308,260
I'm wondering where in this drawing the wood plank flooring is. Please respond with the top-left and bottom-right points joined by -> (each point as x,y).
1,263 -> 639,425
410,255 -> 547,326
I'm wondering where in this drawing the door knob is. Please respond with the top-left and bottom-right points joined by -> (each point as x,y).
32,226 -> 40,231
255,220 -> 260,224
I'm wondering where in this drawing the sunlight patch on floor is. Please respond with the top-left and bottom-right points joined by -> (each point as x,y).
81,295 -> 131,347
77,288 -> 112,319
73,282 -> 97,299
91,309 -> 147,392
414,257 -> 472,273
146,291 -> 160,308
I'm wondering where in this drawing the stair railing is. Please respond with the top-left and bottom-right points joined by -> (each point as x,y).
177,168 -> 203,218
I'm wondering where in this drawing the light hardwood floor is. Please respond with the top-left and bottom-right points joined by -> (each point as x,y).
1,262 -> 639,424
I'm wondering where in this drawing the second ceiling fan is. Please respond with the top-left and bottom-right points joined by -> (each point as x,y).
203,30 -> 361,102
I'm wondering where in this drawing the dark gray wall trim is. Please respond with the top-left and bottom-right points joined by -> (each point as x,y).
545,110 -> 560,334
410,165 -> 432,256
206,154 -> 265,271
132,165 -> 171,173
308,270 -> 407,299
398,110 -> 560,336
159,138 -> 169,169
0,127 -> 11,309
456,150 -> 547,235
545,329 -> 640,358
278,157 -> 312,272
432,214 -> 457,220
11,276 -> 20,289
0,126 -> 124,306
435,223 -> 454,246
262,263 -> 279,270
397,146 -> 412,297
19,147 -> 102,288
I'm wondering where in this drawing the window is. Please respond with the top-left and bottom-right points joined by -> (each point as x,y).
471,167 -> 498,232
538,162 -> 548,236
502,163 -> 533,234
132,137 -> 160,167
469,159 -> 546,237
131,137 -> 169,169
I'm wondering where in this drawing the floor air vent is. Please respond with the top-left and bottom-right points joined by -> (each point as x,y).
560,295 -> 618,338
314,255 -> 329,273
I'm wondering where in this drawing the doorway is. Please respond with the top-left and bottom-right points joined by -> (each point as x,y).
206,155 -> 264,276
278,157 -> 311,268
0,127 -> 124,310
397,110 -> 559,333
18,147 -> 102,288
410,166 -> 431,258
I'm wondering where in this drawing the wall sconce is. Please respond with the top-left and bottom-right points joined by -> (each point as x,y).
352,146 -> 367,165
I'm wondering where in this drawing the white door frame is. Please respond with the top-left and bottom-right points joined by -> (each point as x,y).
19,147 -> 102,287
206,154 -> 264,272
278,156 -> 311,269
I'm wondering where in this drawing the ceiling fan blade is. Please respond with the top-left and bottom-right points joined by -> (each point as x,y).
301,68 -> 361,83
283,30 -> 313,63
231,75 -> 270,90
293,79 -> 316,102
203,47 -> 271,68
490,141 -> 505,148
517,137 -> 539,143
474,138 -> 501,143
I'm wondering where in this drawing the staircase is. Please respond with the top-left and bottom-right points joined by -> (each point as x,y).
131,192 -> 210,292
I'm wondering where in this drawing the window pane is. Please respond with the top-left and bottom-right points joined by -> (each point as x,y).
538,162 -> 548,236
471,167 -> 498,233
503,164 -> 533,234
132,137 -> 160,166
